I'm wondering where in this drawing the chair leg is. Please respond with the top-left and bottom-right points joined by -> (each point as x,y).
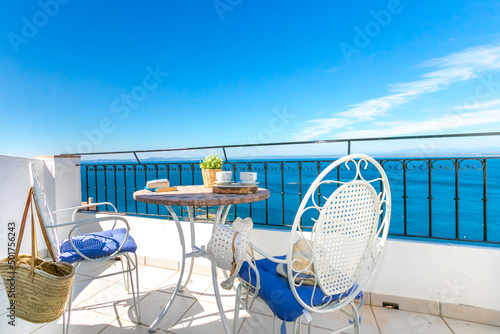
350,301 -> 360,334
63,263 -> 78,334
120,255 -> 131,292
133,253 -> 141,323
62,286 -> 72,334
124,253 -> 141,323
233,284 -> 242,334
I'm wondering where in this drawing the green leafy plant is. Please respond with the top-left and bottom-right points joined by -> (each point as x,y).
199,153 -> 223,169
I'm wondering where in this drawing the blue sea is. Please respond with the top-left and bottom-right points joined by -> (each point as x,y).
81,158 -> 500,244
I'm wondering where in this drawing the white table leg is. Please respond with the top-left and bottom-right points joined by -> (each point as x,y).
180,206 -> 197,291
213,205 -> 227,230
148,206 -> 187,332
149,203 -> 234,333
221,205 -> 231,224
212,204 -> 233,333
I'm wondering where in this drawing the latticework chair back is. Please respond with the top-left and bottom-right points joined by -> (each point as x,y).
313,181 -> 380,296
287,154 -> 391,313
29,163 -> 61,258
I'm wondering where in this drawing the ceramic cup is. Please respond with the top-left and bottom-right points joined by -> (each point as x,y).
239,172 -> 257,182
216,171 -> 232,182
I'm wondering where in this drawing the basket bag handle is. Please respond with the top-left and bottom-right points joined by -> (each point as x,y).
14,187 -> 57,281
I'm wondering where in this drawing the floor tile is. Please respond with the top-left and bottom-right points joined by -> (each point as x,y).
170,299 -> 280,334
0,314 -> 46,333
74,260 -> 110,276
157,272 -> 212,300
101,318 -> 169,333
72,281 -> 142,322
4,262 -> 500,334
71,276 -> 117,306
234,291 -> 379,334
30,309 -> 114,334
133,290 -> 197,332
84,260 -> 143,284
306,304 -> 379,334
199,280 -> 239,308
136,265 -> 177,291
444,317 -> 500,334
372,306 -> 452,334
441,302 -> 500,327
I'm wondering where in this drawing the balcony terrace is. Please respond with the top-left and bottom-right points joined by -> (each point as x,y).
1,133 -> 500,333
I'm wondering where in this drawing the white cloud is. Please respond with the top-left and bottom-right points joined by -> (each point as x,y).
296,43 -> 500,140
334,109 -> 500,139
449,98 -> 500,111
420,44 -> 500,70
295,117 -> 354,141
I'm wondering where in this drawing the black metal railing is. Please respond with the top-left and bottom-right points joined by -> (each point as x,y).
71,132 -> 500,245
80,156 -> 500,245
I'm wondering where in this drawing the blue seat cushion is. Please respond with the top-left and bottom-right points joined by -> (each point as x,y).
59,228 -> 137,264
239,256 -> 359,323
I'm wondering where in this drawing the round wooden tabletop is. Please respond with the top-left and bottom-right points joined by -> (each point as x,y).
133,185 -> 270,207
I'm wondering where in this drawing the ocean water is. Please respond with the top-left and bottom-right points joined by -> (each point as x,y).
81,158 -> 500,244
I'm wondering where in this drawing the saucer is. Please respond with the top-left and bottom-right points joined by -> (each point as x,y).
238,181 -> 259,186
215,181 -> 233,185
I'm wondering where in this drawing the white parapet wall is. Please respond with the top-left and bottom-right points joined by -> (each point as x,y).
0,154 -> 81,258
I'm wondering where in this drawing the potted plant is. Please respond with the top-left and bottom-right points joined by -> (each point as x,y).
200,153 -> 223,188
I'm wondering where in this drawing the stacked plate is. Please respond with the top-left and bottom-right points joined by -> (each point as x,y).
237,181 -> 259,186
214,180 -> 234,185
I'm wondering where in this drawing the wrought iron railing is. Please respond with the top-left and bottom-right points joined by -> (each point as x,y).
80,156 -> 500,245
70,132 -> 500,245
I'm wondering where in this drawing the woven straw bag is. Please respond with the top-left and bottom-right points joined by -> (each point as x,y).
207,217 -> 253,290
0,188 -> 74,323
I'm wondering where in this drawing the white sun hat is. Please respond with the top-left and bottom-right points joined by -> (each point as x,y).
207,217 -> 253,290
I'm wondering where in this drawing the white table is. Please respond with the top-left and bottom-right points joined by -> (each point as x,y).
133,185 -> 270,332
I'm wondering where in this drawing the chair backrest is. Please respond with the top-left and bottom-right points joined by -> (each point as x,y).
287,154 -> 391,311
29,162 -> 61,258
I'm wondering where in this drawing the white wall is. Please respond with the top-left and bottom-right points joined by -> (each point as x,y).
366,239 -> 500,312
0,155 -> 81,258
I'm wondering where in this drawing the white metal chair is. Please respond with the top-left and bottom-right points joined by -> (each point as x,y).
234,154 -> 391,334
29,163 -> 141,333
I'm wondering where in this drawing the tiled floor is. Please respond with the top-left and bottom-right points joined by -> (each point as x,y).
1,261 -> 500,334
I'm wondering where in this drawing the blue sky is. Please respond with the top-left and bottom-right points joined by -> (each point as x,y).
1,0 -> 500,159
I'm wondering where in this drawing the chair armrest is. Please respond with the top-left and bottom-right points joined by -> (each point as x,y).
242,254 -> 261,297
53,202 -> 118,222
47,216 -> 131,262
251,244 -> 287,264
